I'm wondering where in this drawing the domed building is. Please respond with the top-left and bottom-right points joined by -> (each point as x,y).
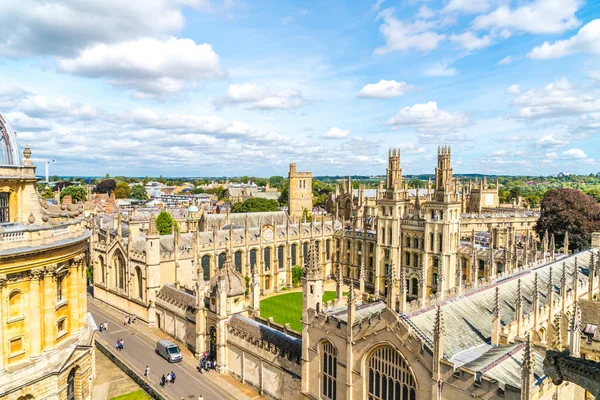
0,112 -> 94,400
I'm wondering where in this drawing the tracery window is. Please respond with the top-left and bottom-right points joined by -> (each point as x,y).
218,253 -> 226,269
264,247 -> 271,271
202,255 -> 210,280
135,267 -> 143,300
278,246 -> 284,270
368,346 -> 417,400
235,251 -> 243,273
322,341 -> 337,400
291,244 -> 297,266
250,249 -> 257,270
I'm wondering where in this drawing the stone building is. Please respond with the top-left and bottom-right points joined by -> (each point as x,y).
0,113 -> 94,400
288,163 -> 313,221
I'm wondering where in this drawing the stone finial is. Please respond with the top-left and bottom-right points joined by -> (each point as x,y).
359,262 -> 365,281
28,212 -> 35,224
434,305 -> 445,336
304,240 -> 321,276
348,279 -> 356,304
532,272 -> 539,301
23,145 -> 32,166
516,279 -> 522,308
548,266 -> 554,292
552,313 -> 563,350
148,216 -> 158,235
571,302 -> 582,332
493,286 -> 500,317
523,332 -> 535,372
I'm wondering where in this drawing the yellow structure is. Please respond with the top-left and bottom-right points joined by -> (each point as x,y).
287,163 -> 313,221
0,113 -> 94,400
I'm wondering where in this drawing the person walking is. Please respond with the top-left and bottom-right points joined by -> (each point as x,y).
104,321 -> 108,331
132,314 -> 136,323
144,365 -> 150,379
171,371 -> 176,384
160,374 -> 166,387
166,372 -> 172,385
120,338 -> 124,350
99,323 -> 103,332
115,339 -> 120,351
124,316 -> 128,325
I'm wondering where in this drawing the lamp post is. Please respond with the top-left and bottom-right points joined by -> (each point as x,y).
45,159 -> 56,184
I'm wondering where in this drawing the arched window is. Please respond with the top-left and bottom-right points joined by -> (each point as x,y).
438,234 -> 443,252
67,368 -> 76,400
405,252 -> 411,266
433,273 -> 438,285
367,346 -> 416,400
326,240 -> 331,260
135,267 -> 143,300
113,251 -> 126,290
303,242 -> 309,260
291,244 -> 297,266
8,290 -> 22,319
218,253 -> 226,269
412,278 -> 419,296
405,237 -> 410,247
322,341 -> 337,400
250,249 -> 257,270
278,246 -> 284,270
57,275 -> 65,302
0,192 -> 10,223
413,238 -> 419,249
202,255 -> 210,280
264,247 -> 271,271
234,251 -> 243,273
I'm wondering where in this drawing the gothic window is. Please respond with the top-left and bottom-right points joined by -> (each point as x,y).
201,255 -> 210,280
405,237 -> 411,247
413,238 -> 419,248
413,254 -> 418,268
358,242 -> 362,252
347,240 -> 351,250
438,234 -> 443,252
57,275 -> 64,302
479,260 -> 485,271
235,251 -> 243,273
8,290 -> 22,319
497,262 -> 503,274
135,267 -> 143,300
303,242 -> 309,260
433,273 -> 438,285
113,251 -> 126,290
369,256 -> 374,268
326,240 -> 331,260
385,264 -> 389,276
405,252 -> 410,266
278,246 -> 284,270
382,227 -> 385,244
385,249 -> 390,260
291,244 -> 297,266
389,228 -> 393,245
0,192 -> 9,223
218,253 -> 226,269
429,233 -> 434,251
264,247 -> 271,271
370,243 -> 374,253
67,369 -> 76,400
367,346 -> 416,400
412,278 -> 418,296
322,341 -> 337,400
433,257 -> 439,269
98,256 -> 105,284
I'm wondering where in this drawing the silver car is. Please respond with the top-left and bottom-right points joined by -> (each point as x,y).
155,340 -> 183,363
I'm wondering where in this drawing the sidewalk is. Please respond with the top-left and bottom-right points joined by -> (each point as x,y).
89,295 -> 263,400
92,349 -> 142,400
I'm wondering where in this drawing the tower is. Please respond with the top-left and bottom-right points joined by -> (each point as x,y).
386,148 -> 403,194
146,216 -> 161,327
434,146 -> 453,201
288,163 -> 313,221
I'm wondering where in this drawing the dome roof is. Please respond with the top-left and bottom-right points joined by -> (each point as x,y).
210,252 -> 246,298
0,112 -> 22,166
188,205 -> 199,213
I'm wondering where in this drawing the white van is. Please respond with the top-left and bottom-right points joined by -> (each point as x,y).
155,340 -> 183,363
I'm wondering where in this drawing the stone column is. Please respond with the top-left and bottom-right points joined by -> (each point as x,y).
0,275 -> 6,372
68,262 -> 80,334
43,265 -> 57,352
29,268 -> 44,358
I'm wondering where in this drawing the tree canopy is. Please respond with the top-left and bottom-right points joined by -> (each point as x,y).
95,179 -> 116,194
231,197 -> 279,213
60,185 -> 87,202
114,181 -> 131,199
156,211 -> 176,235
535,188 -> 600,251
130,184 -> 148,200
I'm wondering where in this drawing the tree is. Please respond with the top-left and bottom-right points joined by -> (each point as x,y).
130,185 -> 148,200
191,188 -> 205,194
158,174 -> 167,184
535,188 -> 600,251
231,198 -> 280,213
142,176 -> 150,186
509,186 -> 523,200
41,188 -> 54,199
95,179 -> 116,194
278,182 -> 289,206
291,266 -> 303,287
60,185 -> 87,202
409,178 -> 424,188
269,175 -> 285,188
156,211 -> 176,235
585,186 -> 600,202
114,182 -> 131,199
206,186 -> 226,200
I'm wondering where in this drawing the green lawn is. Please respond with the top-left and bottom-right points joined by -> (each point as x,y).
110,390 -> 150,400
260,291 -> 343,332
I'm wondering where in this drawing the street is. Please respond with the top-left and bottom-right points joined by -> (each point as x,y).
89,300 -> 235,400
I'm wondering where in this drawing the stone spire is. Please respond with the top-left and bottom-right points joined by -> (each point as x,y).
433,305 -> 445,381
438,257 -> 445,299
455,256 -> 463,293
471,245 -> 478,288
564,231 -> 569,255
543,229 -> 549,257
521,333 -> 535,400
358,262 -> 365,295
399,266 -> 407,313
335,264 -> 344,307
148,215 -> 159,236
515,279 -> 523,336
550,234 -> 556,260
491,287 -> 501,345
387,263 -> 398,312
547,266 -> 555,325
419,258 -> 426,303
569,302 -> 582,357
590,251 -> 596,301
532,272 -> 540,328
304,240 -> 322,278
573,257 -> 579,300
561,262 -> 567,312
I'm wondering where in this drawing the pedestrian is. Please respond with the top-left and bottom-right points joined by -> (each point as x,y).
171,371 -> 176,384
144,365 -> 149,378
99,323 -> 103,333
160,374 -> 166,387
132,314 -> 136,323
120,338 -> 124,350
104,321 -> 108,331
124,316 -> 128,325
198,396 -> 204,400
116,339 -> 120,351
166,372 -> 172,385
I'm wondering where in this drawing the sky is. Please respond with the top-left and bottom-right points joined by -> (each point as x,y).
0,0 -> 599,177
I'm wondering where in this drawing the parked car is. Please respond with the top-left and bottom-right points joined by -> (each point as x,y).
155,340 -> 182,363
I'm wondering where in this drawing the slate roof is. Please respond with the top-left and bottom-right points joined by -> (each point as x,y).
204,211 -> 289,229
156,284 -> 197,309
229,314 -> 301,358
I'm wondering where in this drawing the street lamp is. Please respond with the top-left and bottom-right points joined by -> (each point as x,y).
45,159 -> 56,184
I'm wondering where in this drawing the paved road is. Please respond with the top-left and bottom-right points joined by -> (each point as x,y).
89,301 -> 233,400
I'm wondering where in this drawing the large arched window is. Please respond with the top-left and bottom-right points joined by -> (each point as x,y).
264,247 -> 271,271
218,253 -> 226,269
291,244 -> 297,266
368,346 -> 416,400
303,242 -> 309,260
411,278 -> 418,296
250,249 -> 257,270
278,246 -> 284,270
135,267 -> 143,300
322,341 -> 337,400
202,255 -> 210,281
98,255 -> 105,284
234,251 -> 243,273
113,251 -> 126,290
67,368 -> 76,400
8,290 -> 23,319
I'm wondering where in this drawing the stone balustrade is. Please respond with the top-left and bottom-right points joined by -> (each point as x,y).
0,219 -> 88,252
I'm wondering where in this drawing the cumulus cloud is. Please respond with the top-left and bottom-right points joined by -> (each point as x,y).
322,127 -> 350,139
0,0 -> 206,58
506,84 -> 521,95
536,134 -> 570,148
443,0 -> 490,14
498,55 -> 515,65
398,143 -> 426,154
473,0 -> 581,35
562,148 -> 587,159
449,32 -> 492,50
386,101 -> 470,134
58,37 -> 224,98
424,64 -> 457,77
357,79 -> 412,99
19,95 -> 100,119
528,19 -> 600,60
374,9 -> 445,55
416,5 -> 435,19
215,83 -> 308,110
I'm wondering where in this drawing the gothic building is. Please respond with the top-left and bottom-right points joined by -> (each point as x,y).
0,113 -> 94,400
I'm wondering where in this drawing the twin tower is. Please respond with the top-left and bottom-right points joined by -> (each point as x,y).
288,163 -> 313,221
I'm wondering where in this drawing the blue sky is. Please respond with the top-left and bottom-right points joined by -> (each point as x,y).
0,0 -> 599,177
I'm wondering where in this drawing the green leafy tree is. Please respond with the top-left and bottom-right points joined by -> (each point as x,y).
114,181 -> 131,199
231,197 -> 280,213
41,188 -> 55,199
156,211 -> 176,235
95,179 -> 116,194
291,266 -> 303,287
206,186 -> 226,200
60,185 -> 87,202
268,175 -> 285,188
278,182 -> 289,206
130,184 -> 148,200
191,188 -> 205,194
158,174 -> 167,184
509,186 -> 523,200
142,176 -> 150,185
585,186 -> 600,202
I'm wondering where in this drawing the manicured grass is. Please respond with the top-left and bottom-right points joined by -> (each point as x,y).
110,390 -> 150,400
260,291 -> 344,332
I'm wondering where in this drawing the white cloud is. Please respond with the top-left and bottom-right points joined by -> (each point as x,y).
0,0 -> 208,58
449,32 -> 492,50
20,95 -> 99,119
386,101 -> 470,134
424,64 -> 457,77
416,5 -> 435,19
372,0 -> 385,12
357,79 -> 412,99
527,19 -> 600,60
59,37 -> 224,98
323,127 -> 350,139
562,148 -> 587,159
536,134 -> 569,148
374,9 -> 445,55
473,0 -> 581,35
216,83 -> 308,110
443,0 -> 490,14
398,143 -> 426,154
506,84 -> 521,95
498,55 -> 514,65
